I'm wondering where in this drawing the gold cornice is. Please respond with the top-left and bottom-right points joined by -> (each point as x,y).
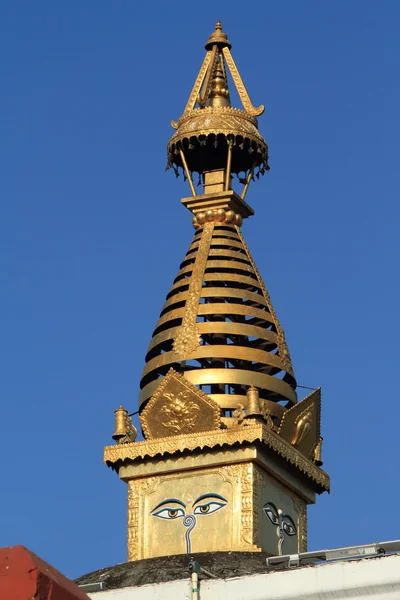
177,105 -> 259,129
104,423 -> 330,492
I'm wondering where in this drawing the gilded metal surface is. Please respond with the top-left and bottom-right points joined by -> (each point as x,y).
260,401 -> 275,430
170,106 -> 265,147
183,51 -> 213,114
106,22 -> 330,564
278,388 -> 321,461
141,369 -> 297,407
291,407 -> 313,447
139,368 -> 220,439
167,108 -> 268,178
313,436 -> 324,467
246,386 -> 261,415
188,236 -> 244,250
197,45 -> 218,107
177,21 -> 261,119
141,222 -> 297,411
142,345 -> 288,380
182,189 -> 254,220
204,20 -> 232,51
168,22 -> 268,178
125,459 -> 309,560
236,463 -> 259,548
179,149 -> 196,196
147,322 -> 277,354
294,497 -> 308,552
106,423 -> 263,464
232,404 -> 246,426
210,395 -> 285,417
127,462 -> 262,560
128,476 -> 156,560
173,221 -> 214,357
236,225 -> 294,375
119,443 -> 317,503
112,405 -> 137,444
241,160 -> 257,200
104,422 -> 330,492
222,47 -> 265,117
161,286 -> 270,313
192,208 -> 243,228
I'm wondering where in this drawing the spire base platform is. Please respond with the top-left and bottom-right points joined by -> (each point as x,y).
182,189 -> 254,220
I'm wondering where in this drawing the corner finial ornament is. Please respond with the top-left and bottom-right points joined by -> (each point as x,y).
314,437 -> 324,467
112,405 -> 137,444
246,386 -> 261,415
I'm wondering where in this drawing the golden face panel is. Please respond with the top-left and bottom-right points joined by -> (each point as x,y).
127,461 -> 305,560
150,491 -> 229,554
141,468 -> 236,558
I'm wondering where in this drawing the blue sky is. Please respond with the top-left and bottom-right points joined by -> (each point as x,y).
1,1 -> 399,579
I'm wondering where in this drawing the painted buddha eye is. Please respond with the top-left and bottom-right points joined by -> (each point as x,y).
282,515 -> 297,536
151,498 -> 186,520
263,502 -> 279,526
193,501 -> 226,515
152,507 -> 185,520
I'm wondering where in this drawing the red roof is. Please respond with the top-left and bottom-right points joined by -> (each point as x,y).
0,545 -> 90,600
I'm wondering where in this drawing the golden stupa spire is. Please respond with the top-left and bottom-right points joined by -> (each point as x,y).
105,22 -> 329,564
141,20 -> 294,421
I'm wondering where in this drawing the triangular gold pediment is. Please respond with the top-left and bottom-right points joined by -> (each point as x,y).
278,388 -> 321,460
139,368 -> 221,439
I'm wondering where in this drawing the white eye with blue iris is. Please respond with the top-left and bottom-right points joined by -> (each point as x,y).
152,507 -> 185,520
193,501 -> 226,515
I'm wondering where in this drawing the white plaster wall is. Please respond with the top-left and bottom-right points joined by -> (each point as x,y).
88,553 -> 400,600
88,578 -> 190,599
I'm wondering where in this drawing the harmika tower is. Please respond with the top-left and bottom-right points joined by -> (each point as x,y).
105,21 -> 330,561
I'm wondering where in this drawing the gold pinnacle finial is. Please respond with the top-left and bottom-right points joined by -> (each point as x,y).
169,22 -> 267,189
205,20 -> 231,50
